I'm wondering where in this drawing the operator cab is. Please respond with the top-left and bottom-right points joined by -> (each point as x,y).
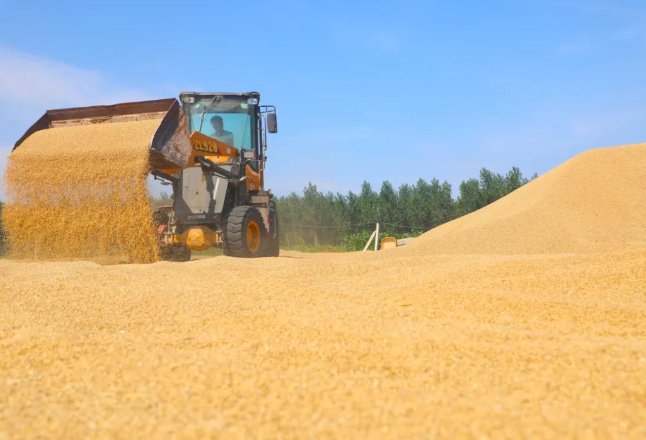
165,91 -> 279,254
179,92 -> 277,172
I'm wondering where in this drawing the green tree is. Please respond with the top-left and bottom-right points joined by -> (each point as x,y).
358,181 -> 377,225
378,181 -> 397,224
504,167 -> 525,192
456,178 -> 482,217
345,191 -> 360,224
277,191 -> 303,247
396,184 -> 413,227
275,166 -> 535,250
479,168 -> 507,205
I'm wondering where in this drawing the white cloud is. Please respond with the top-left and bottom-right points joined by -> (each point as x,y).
0,46 -> 152,199
0,45 -> 151,111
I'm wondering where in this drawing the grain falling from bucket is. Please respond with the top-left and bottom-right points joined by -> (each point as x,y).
2,119 -> 162,263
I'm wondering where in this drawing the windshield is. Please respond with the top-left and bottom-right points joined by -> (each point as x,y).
183,97 -> 255,150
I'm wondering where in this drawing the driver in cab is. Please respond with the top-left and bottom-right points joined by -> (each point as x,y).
210,115 -> 234,147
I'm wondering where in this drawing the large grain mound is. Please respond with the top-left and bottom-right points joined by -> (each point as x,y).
404,143 -> 646,255
3,119 -> 161,263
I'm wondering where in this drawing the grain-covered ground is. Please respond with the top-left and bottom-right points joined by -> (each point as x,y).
2,144 -> 646,439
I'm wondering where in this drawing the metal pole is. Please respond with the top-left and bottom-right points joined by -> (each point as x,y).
363,230 -> 376,251
374,223 -> 379,251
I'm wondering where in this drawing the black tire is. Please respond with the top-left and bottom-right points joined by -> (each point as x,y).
221,214 -> 233,256
224,206 -> 267,258
266,209 -> 280,257
160,243 -> 192,262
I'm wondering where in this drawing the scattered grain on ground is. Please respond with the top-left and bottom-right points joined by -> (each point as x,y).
1,143 -> 646,439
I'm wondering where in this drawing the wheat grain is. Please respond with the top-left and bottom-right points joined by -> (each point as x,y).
3,119 -> 161,263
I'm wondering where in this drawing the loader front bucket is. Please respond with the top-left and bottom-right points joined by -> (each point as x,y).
12,98 -> 192,169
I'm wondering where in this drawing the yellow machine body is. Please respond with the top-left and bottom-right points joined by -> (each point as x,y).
161,226 -> 221,251
160,131 -> 260,191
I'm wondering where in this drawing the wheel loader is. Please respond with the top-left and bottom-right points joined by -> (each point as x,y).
13,91 -> 280,260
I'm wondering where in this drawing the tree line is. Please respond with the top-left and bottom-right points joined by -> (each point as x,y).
0,167 -> 535,255
276,167 -> 536,250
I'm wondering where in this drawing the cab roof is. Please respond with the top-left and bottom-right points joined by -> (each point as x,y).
179,91 -> 260,102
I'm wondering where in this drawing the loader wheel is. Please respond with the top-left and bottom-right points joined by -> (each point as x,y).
160,243 -> 191,262
224,206 -> 267,258
266,209 -> 280,257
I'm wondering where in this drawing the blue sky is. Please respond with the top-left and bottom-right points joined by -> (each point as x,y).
1,0 -> 646,199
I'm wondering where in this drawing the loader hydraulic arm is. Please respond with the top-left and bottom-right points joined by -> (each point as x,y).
195,156 -> 236,180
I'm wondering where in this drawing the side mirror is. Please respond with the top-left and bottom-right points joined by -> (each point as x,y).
267,113 -> 278,133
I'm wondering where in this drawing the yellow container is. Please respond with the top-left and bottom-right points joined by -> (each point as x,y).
380,236 -> 397,250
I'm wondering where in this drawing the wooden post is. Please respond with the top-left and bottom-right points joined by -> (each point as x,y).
363,230 -> 376,251
374,223 -> 379,251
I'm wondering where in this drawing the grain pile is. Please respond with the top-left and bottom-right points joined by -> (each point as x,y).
3,119 -> 161,263
403,143 -> 646,255
1,143 -> 646,439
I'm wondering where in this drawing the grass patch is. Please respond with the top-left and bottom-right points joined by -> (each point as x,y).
281,244 -> 348,253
